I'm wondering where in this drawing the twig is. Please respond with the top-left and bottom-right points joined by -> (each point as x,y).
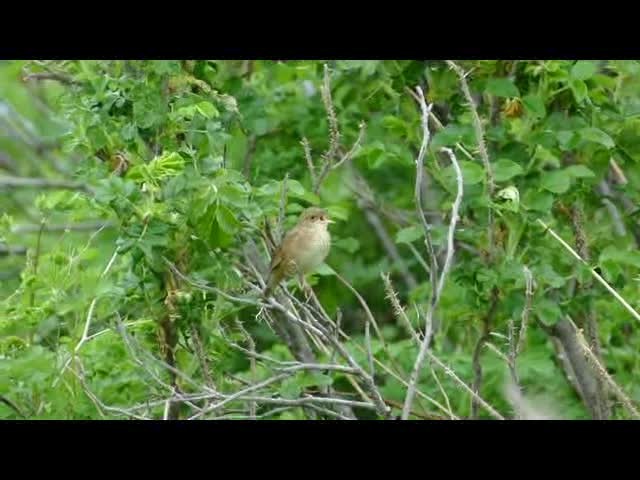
430,368 -> 455,419
567,204 -> 609,419
517,266 -> 533,356
572,318 -> 640,419
382,273 -> 420,344
235,319 -> 257,418
471,287 -> 499,419
401,143 -> 464,420
427,351 -> 504,420
11,220 -> 113,234
0,395 -> 26,418
28,220 -> 46,307
0,175 -> 89,192
301,138 -> 316,185
276,174 -> 288,243
537,219 -> 640,324
446,60 -> 495,258
308,64 -> 366,193
22,71 -> 77,86
411,87 -> 439,283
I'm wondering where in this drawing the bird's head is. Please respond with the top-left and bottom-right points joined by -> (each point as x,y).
298,207 -> 334,228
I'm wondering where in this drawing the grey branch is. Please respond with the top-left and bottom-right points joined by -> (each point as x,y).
446,60 -> 495,258
11,220 -> 114,234
402,145 -> 464,419
0,175 -> 89,192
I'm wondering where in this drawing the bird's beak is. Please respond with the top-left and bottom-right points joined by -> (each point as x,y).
327,219 -> 336,224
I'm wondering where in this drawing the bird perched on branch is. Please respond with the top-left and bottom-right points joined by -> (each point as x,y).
264,207 -> 334,297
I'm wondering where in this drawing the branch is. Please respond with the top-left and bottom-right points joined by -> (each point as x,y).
573,318 -> 640,419
306,64 -> 366,194
0,175 -> 89,192
22,71 -> 77,86
537,219 -> 640,324
427,351 -> 504,420
402,143 -> 464,418
446,60 -> 496,258
11,220 -> 113,234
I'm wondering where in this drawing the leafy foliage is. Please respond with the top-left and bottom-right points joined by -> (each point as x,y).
2,59 -> 640,420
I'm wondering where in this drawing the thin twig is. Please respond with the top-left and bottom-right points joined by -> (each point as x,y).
0,175 -> 89,192
446,60 -> 495,258
402,144 -> 464,419
572,318 -> 640,419
537,219 -> 640,324
427,351 -> 504,420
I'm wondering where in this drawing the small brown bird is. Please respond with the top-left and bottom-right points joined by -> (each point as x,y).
264,207 -> 334,296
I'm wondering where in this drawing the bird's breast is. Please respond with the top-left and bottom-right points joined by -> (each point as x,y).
295,227 -> 330,273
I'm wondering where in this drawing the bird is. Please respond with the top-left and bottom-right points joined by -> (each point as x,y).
263,206 -> 334,297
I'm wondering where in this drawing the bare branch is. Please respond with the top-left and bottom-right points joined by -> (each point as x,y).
427,351 -> 504,420
301,137 -> 316,185
22,71 -> 77,86
382,273 -> 420,344
537,219 -> 640,324
572,318 -> 640,419
0,175 -> 89,192
11,220 -> 113,234
446,60 -> 495,258
402,144 -> 464,419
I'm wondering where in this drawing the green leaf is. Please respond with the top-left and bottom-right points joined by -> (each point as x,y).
195,101 -> 219,119
299,372 -> 333,388
535,264 -> 566,289
493,158 -> 524,182
279,378 -> 301,399
537,299 -> 563,326
579,127 -> 615,149
599,246 -> 640,269
485,78 -> 520,98
556,130 -> 579,151
396,225 -> 424,244
541,171 -> 571,194
457,160 -> 485,185
570,79 -> 588,103
216,205 -> 240,234
314,263 -> 335,276
334,237 -> 360,253
522,95 -> 546,118
565,165 -> 595,179
571,61 -> 598,81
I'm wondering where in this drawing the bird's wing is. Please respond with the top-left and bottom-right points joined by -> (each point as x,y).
269,229 -> 295,271
270,228 -> 307,274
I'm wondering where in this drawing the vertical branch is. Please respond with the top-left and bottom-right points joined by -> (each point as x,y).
29,219 -> 47,308
446,60 -> 496,259
412,86 -> 439,285
569,204 -> 609,419
276,174 -> 289,243
301,138 -> 316,186
506,265 -> 534,406
471,287 -> 498,419
320,63 -> 341,165
402,141 -> 464,419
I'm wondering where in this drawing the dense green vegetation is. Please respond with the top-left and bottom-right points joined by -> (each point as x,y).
2,60 -> 640,420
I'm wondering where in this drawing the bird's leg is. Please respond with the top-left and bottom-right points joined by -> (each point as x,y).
298,273 -> 314,303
